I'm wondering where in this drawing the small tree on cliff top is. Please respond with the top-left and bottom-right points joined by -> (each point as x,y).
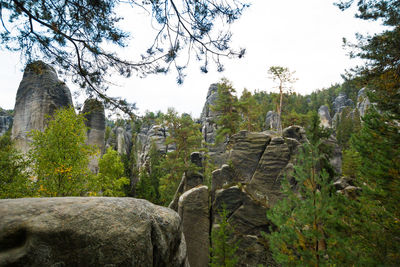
268,66 -> 297,134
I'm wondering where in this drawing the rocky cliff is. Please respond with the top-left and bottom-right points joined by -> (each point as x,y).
0,109 -> 13,136
82,98 -> 106,173
11,61 -> 73,153
0,197 -> 189,266
176,126 -> 309,266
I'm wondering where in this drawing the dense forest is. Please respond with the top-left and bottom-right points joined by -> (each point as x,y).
0,0 -> 399,266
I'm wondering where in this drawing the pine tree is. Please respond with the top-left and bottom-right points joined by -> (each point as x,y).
268,66 -> 297,134
158,109 -> 202,205
267,142 -> 354,266
211,79 -> 240,143
238,89 -> 261,131
210,205 -> 239,267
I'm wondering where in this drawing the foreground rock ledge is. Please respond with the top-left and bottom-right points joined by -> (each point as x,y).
0,197 -> 188,267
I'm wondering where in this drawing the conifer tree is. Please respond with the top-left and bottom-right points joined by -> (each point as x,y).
267,142 -> 354,266
210,205 -> 239,267
211,79 -> 240,143
268,66 -> 297,134
238,89 -> 261,131
158,109 -> 202,205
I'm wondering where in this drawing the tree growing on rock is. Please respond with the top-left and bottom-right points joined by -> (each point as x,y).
158,109 -> 202,205
210,205 -> 239,267
211,79 -> 240,143
268,66 -> 297,134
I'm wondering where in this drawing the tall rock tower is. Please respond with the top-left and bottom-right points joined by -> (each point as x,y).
81,98 -> 106,173
11,61 -> 73,153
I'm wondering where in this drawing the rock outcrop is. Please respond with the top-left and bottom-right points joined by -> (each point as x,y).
332,93 -> 354,127
178,186 -> 209,267
265,110 -> 280,131
82,98 -> 105,173
0,109 -> 13,136
356,88 -> 371,117
11,61 -> 73,153
199,83 -> 227,165
208,126 -> 307,266
0,197 -> 188,267
318,105 -> 332,128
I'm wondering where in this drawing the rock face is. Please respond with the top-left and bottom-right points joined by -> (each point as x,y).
199,83 -> 227,165
0,197 -> 188,267
356,88 -> 371,117
265,110 -> 280,131
136,124 -> 174,170
11,61 -> 73,153
333,92 -> 354,114
209,126 -> 308,266
82,98 -> 105,173
0,109 -> 13,136
178,186 -> 209,267
318,105 -> 332,128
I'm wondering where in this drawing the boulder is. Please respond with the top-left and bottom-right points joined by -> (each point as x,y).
178,186 -> 209,267
318,105 -> 332,128
11,61 -> 73,153
0,109 -> 13,136
82,98 -> 106,173
265,110 -> 280,131
0,197 -> 188,267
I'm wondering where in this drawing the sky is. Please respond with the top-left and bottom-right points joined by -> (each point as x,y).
0,1 -> 385,118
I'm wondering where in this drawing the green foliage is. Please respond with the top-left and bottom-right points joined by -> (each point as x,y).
0,131 -> 34,198
267,143 -> 354,266
335,107 -> 361,148
0,0 -> 248,112
210,205 -> 239,267
135,141 -> 164,205
158,109 -> 202,205
29,107 -> 96,196
238,89 -> 262,131
211,79 -> 240,143
95,147 -> 129,197
268,66 -> 298,133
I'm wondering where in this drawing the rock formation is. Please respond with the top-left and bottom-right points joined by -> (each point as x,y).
265,110 -> 280,131
82,98 -> 106,173
11,61 -> 73,153
332,92 -> 354,127
0,109 -> 13,136
333,92 -> 354,114
199,83 -> 227,165
178,186 -> 209,267
0,197 -> 188,266
318,105 -> 332,128
356,88 -> 371,117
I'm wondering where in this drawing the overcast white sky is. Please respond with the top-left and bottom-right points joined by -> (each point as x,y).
0,1 -> 385,118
